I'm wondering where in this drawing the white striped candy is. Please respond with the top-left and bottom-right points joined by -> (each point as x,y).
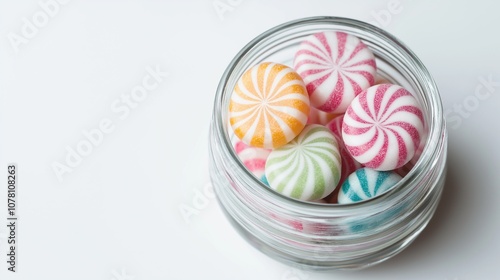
342,84 -> 425,171
265,124 -> 341,201
294,31 -> 376,114
338,168 -> 402,204
229,62 -> 310,149
228,125 -> 271,183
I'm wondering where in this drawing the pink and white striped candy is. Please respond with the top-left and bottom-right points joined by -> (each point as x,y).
234,141 -> 270,180
228,125 -> 271,182
326,115 -> 363,203
395,128 -> 427,177
342,84 -> 425,171
294,31 -> 376,114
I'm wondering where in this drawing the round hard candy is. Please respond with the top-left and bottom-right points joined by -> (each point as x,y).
395,129 -> 427,177
228,125 -> 271,184
265,124 -> 341,201
342,84 -> 425,171
307,107 -> 338,125
338,168 -> 402,204
229,62 -> 310,149
260,175 -> 269,186
234,140 -> 271,182
294,31 -> 376,114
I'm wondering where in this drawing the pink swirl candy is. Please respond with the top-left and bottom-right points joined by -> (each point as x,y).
234,140 -> 270,181
342,84 -> 425,171
395,128 -> 427,177
294,31 -> 376,114
228,125 -> 271,182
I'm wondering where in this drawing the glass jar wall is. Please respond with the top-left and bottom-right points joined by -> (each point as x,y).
209,17 -> 447,270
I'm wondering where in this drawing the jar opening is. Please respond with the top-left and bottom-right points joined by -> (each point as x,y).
213,16 -> 445,214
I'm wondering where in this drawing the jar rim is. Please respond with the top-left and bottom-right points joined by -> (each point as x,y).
213,16 -> 446,215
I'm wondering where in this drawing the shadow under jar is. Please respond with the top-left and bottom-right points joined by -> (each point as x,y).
209,16 -> 447,270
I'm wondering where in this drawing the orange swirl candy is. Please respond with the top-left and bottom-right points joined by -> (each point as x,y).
229,62 -> 310,149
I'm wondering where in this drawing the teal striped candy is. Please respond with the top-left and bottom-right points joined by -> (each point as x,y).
338,168 -> 402,204
260,175 -> 269,186
265,124 -> 341,201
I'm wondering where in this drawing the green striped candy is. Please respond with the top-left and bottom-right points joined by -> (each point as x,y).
265,124 -> 341,201
338,168 -> 402,204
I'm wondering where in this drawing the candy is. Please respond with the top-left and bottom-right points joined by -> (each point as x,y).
229,62 -> 310,149
269,212 -> 303,231
338,168 -> 402,204
294,31 -> 376,114
395,131 -> 427,177
326,115 -> 363,203
307,107 -> 338,125
265,124 -> 341,201
342,84 -> 425,171
346,201 -> 407,233
234,140 -> 271,182
261,175 -> 269,186
228,125 -> 271,183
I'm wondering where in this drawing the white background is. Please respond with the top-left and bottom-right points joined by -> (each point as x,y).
0,0 -> 499,279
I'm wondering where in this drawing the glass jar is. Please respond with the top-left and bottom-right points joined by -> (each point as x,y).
208,16 -> 447,270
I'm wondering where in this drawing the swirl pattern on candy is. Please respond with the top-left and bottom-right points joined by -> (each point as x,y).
395,129 -> 427,177
326,115 -> 363,203
265,124 -> 341,201
294,31 -> 376,114
261,175 -> 269,186
342,84 -> 425,171
338,168 -> 402,204
234,141 -> 271,182
228,125 -> 271,184
229,62 -> 310,149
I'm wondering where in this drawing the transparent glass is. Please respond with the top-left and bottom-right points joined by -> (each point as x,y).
209,16 -> 447,270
